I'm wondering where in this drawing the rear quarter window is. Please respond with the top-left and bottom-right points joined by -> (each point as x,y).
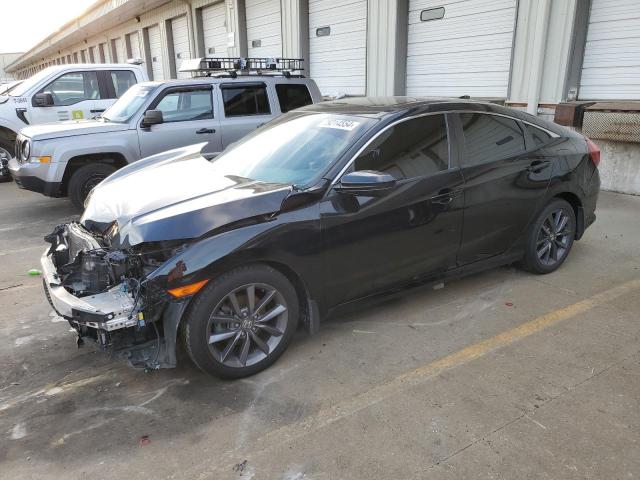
524,123 -> 554,147
275,84 -> 313,113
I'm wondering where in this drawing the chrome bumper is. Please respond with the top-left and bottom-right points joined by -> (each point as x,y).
41,250 -> 138,332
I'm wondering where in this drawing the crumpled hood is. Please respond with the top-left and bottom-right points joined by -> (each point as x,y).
20,119 -> 129,141
81,144 -> 292,248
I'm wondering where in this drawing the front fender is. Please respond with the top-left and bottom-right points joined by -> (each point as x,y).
53,131 -> 139,165
146,222 -> 284,290
144,206 -> 324,307
0,117 -> 18,137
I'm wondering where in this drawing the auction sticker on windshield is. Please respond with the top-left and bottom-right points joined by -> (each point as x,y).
318,118 -> 360,131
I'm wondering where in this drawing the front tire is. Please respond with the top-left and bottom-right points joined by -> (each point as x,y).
0,137 -> 14,183
520,199 -> 576,274
68,163 -> 116,210
183,264 -> 299,378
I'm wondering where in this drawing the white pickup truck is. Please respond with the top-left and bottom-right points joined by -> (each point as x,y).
0,63 -> 148,179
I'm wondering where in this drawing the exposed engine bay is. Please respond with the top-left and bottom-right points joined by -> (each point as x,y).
43,222 -> 186,369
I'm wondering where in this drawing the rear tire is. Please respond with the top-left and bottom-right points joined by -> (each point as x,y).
520,199 -> 576,274
183,264 -> 299,379
68,163 -> 116,210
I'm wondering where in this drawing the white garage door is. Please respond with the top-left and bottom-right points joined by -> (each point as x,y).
171,15 -> 192,79
202,2 -> 229,57
579,0 -> 640,100
100,43 -> 110,63
147,25 -> 164,81
127,31 -> 142,60
246,0 -> 282,57
309,0 -> 367,97
406,0 -> 517,97
112,37 -> 125,63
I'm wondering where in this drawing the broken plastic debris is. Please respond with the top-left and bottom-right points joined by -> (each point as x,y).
27,269 -> 42,276
139,435 -> 151,446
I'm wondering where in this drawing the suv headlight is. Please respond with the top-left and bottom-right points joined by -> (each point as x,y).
20,139 -> 30,161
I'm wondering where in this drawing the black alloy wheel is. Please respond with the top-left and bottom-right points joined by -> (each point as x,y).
520,198 -> 576,274
184,264 -> 298,378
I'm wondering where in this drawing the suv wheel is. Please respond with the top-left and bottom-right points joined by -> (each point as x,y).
183,264 -> 299,378
520,198 -> 576,274
68,163 -> 116,210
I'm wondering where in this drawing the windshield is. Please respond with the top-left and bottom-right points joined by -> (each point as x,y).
103,84 -> 157,122
9,68 -> 56,96
209,112 -> 376,187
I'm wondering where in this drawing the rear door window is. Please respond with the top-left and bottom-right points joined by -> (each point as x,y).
459,113 -> 526,166
109,70 -> 137,97
221,84 -> 270,117
275,84 -> 313,113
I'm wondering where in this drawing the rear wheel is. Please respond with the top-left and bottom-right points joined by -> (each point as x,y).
68,163 -> 116,210
520,199 -> 576,274
183,264 -> 299,378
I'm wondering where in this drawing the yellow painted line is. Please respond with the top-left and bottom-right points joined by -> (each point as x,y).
194,277 -> 640,479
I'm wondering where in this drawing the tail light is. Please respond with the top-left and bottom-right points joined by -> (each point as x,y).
586,138 -> 600,167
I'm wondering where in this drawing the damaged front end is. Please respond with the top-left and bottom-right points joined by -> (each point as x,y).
42,222 -> 188,369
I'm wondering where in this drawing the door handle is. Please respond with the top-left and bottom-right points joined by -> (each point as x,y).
90,109 -> 105,113
431,187 -> 462,205
527,160 -> 550,173
196,128 -> 216,134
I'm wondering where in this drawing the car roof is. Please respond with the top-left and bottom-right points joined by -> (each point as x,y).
298,96 -> 568,134
45,63 -> 144,71
138,75 -> 312,89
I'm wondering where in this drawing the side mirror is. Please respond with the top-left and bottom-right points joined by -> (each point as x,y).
33,93 -> 54,107
335,170 -> 397,195
142,109 -> 163,127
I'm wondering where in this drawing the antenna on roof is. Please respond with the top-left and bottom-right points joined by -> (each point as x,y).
459,95 -> 470,99
179,57 -> 305,77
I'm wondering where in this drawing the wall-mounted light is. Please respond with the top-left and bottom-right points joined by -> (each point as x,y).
251,39 -> 262,48
316,26 -> 330,37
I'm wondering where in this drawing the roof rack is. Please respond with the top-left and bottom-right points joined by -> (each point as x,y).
179,57 -> 305,78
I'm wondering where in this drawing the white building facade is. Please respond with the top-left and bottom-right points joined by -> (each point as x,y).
1,52 -> 24,83
6,0 -> 640,193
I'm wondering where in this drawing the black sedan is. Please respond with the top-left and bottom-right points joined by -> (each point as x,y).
42,98 -> 600,378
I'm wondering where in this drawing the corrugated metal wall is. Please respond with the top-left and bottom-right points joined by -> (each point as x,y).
579,0 -> 640,100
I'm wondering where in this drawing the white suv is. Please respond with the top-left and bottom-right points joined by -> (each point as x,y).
0,63 -> 148,179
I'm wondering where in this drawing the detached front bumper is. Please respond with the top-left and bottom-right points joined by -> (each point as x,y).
41,250 -> 138,332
